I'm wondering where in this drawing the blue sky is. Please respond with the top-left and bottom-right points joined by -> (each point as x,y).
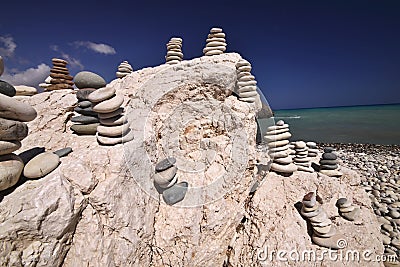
0,0 -> 399,110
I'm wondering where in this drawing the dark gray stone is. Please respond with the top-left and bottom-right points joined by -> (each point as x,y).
78,100 -> 92,108
53,147 -> 73,157
336,198 -> 348,206
322,152 -> 337,160
0,80 -> 16,97
74,106 -> 97,117
76,88 -> 96,101
320,164 -> 338,170
74,71 -> 106,89
0,117 -> 28,141
324,147 -> 335,153
155,157 -> 176,172
162,182 -> 188,205
71,115 -> 99,124
319,159 -> 338,165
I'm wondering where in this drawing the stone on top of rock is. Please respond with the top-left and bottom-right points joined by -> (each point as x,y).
293,141 -> 314,173
0,140 -> 21,156
116,60 -> 133,78
336,197 -> 360,221
0,153 -> 24,191
23,152 -> 60,179
165,37 -> 183,65
306,141 -> 319,157
235,59 -> 258,103
203,27 -> 227,56
88,86 -> 116,103
0,56 -> 4,76
0,80 -> 16,97
0,93 -> 37,122
74,71 -> 107,89
14,85 -> 38,96
162,181 -> 189,205
319,147 -> 342,177
265,120 -> 297,175
46,58 -> 74,91
53,147 -> 73,158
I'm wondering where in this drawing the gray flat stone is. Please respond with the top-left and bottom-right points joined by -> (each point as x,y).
76,88 -> 96,101
88,86 -> 116,103
53,147 -> 73,158
74,106 -> 97,117
71,115 -> 99,124
0,80 -> 16,97
0,93 -> 37,122
162,181 -> 188,205
78,100 -> 92,108
155,157 -> 176,172
153,166 -> 178,188
71,123 -> 99,135
74,71 -> 106,89
322,152 -> 337,160
0,140 -> 21,156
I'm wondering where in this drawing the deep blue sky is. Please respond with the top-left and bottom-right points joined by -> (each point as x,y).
1,0 -> 399,110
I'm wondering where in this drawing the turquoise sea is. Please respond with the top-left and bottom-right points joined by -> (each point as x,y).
271,104 -> 400,145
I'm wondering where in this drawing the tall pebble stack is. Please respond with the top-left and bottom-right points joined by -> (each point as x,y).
235,59 -> 258,103
165,37 -> 183,65
203,28 -> 227,56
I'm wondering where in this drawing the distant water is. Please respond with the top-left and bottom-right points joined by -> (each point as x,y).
268,104 -> 400,145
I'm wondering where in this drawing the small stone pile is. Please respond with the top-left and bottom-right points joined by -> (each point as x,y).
293,141 -> 314,172
336,197 -> 360,221
88,86 -> 134,145
0,91 -> 37,191
165,37 -> 183,65
46,58 -> 74,91
153,157 -> 188,205
319,147 -> 343,177
265,120 -> 297,175
235,59 -> 258,103
301,192 -> 344,249
116,61 -> 133,78
203,27 -> 227,56
71,71 -> 107,135
306,141 -> 319,157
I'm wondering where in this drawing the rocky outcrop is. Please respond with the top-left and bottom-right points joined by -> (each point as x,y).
0,53 -> 385,266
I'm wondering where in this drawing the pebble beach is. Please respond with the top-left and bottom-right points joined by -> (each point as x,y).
318,142 -> 400,259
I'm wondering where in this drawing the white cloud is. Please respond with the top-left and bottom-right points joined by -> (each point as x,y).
49,44 -> 84,70
0,36 -> 17,57
73,41 -> 116,55
2,63 -> 50,87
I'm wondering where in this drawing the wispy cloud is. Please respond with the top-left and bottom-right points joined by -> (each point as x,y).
0,35 -> 17,58
72,41 -> 116,55
50,44 -> 84,70
2,63 -> 50,87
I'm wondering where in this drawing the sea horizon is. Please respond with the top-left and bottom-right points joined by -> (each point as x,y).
264,103 -> 400,145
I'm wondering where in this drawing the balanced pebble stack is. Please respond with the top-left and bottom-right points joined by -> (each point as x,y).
319,147 -> 343,177
306,141 -> 319,157
88,86 -> 133,145
336,197 -> 360,221
203,27 -> 227,56
116,61 -> 133,78
293,141 -> 314,172
265,120 -> 297,175
165,37 -> 183,65
235,59 -> 258,103
46,58 -> 74,91
301,192 -> 344,249
0,86 -> 37,190
153,157 -> 189,205
71,71 -> 107,135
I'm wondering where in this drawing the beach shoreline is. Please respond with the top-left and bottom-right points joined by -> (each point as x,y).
317,142 -> 400,260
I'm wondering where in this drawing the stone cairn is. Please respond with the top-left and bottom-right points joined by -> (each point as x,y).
88,86 -> 134,145
306,141 -> 319,157
46,58 -> 74,91
293,141 -> 314,172
153,157 -> 188,205
0,65 -> 38,190
70,71 -> 107,135
301,192 -> 344,249
203,27 -> 227,56
116,60 -> 133,78
319,147 -> 343,177
165,37 -> 184,65
235,59 -> 258,103
336,197 -> 360,221
265,120 -> 297,175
